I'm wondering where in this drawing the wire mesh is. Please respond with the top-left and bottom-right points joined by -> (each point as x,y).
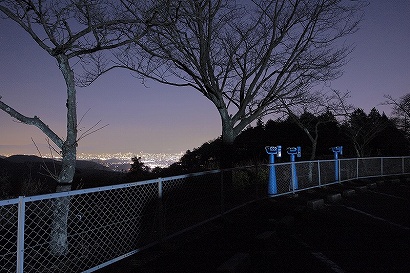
163,171 -> 222,237
252,165 -> 269,199
223,166 -> 264,211
0,201 -> 18,273
0,156 -> 409,273
295,161 -> 320,189
275,163 -> 292,194
382,157 -> 403,175
318,160 -> 337,185
340,159 -> 358,181
21,182 -> 159,273
358,158 -> 381,177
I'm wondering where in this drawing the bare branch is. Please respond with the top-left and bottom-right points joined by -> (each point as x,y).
383,93 -> 410,138
0,99 -> 64,149
77,120 -> 109,142
118,0 -> 366,143
31,137 -> 59,181
279,88 -> 353,159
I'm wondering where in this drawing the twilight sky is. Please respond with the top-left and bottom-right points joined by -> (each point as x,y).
0,1 -> 409,156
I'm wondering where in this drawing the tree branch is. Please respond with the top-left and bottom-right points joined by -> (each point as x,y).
0,99 -> 64,149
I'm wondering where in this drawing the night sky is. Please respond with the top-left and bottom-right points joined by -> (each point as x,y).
0,0 -> 409,156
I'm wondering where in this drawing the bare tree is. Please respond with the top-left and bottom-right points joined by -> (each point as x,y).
384,93 -> 410,139
114,0 -> 366,167
342,108 -> 390,157
282,90 -> 351,160
0,0 -> 149,256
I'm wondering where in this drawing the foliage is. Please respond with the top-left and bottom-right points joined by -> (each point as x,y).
341,108 -> 394,157
127,156 -> 152,181
1,107 -> 408,196
130,157 -> 150,173
282,90 -> 352,160
160,107 -> 409,174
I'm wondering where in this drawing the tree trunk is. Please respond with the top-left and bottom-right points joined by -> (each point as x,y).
49,144 -> 76,256
218,111 -> 237,192
310,137 -> 318,161
220,112 -> 236,169
49,55 -> 77,256
353,141 -> 361,158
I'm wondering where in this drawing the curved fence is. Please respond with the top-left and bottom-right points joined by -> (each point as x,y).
1,156 -> 409,272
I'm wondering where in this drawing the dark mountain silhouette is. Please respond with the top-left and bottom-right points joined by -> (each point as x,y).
1,108 -> 408,198
6,155 -> 111,171
6,154 -> 55,163
0,155 -> 127,198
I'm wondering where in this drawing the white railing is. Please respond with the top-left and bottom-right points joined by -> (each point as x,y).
0,156 -> 409,273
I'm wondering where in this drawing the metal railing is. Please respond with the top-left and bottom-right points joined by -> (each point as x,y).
0,156 -> 409,273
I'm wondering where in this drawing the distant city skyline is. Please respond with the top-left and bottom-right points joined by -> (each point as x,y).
1,151 -> 184,171
1,0 -> 409,156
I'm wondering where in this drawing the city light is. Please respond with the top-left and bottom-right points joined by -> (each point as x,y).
77,152 -> 184,171
1,151 -> 184,172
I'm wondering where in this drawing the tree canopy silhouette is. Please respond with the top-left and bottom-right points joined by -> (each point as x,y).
113,0 -> 367,168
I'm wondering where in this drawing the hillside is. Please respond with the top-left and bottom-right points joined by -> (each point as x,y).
0,155 -> 127,198
5,155 -> 111,171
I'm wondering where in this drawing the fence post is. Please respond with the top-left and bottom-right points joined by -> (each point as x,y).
157,178 -> 165,242
381,158 -> 383,176
317,160 -> 321,187
331,146 -> 343,182
356,158 -> 359,179
291,161 -> 298,193
265,146 -> 282,195
267,154 -> 277,195
17,196 -> 25,273
338,159 -> 341,182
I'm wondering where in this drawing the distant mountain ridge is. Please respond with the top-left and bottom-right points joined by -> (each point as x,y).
0,155 -> 128,197
5,154 -> 110,171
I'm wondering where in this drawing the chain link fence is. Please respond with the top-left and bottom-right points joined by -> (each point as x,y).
0,200 -> 18,273
1,156 -> 409,272
340,158 -> 358,181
